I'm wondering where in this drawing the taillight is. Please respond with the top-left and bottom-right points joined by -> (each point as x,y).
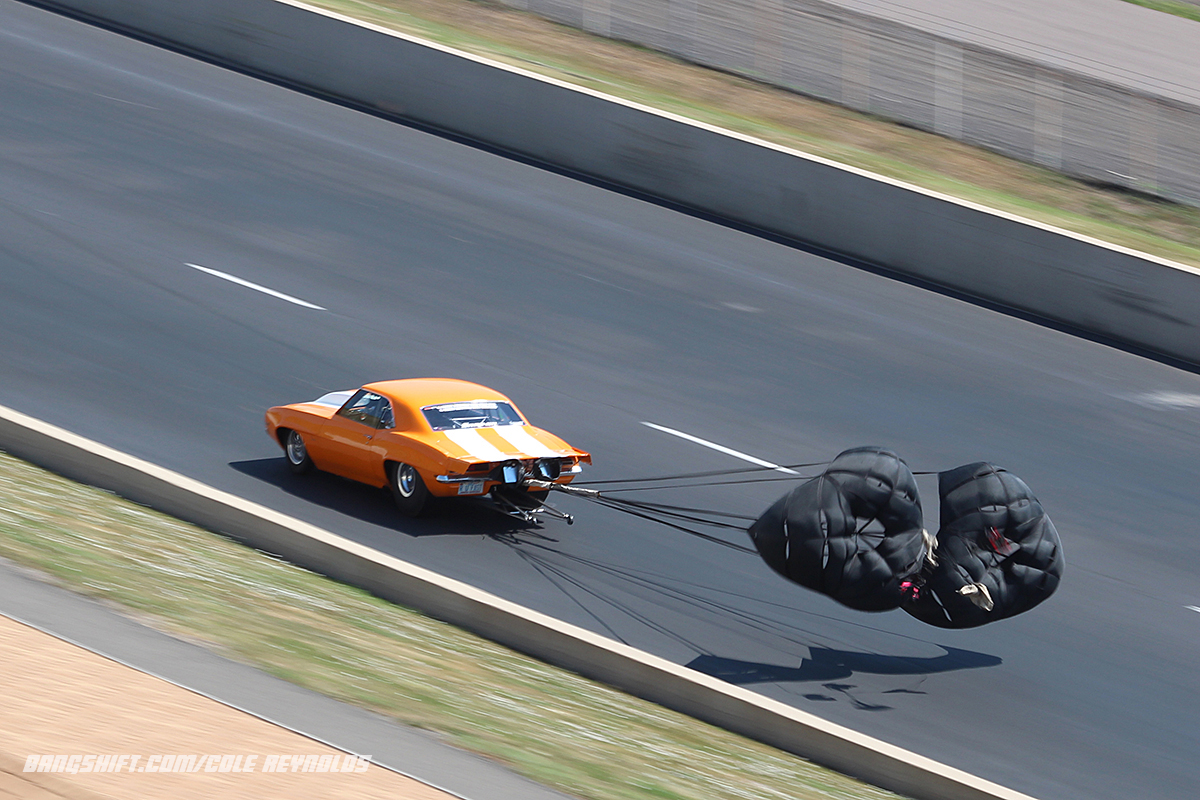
533,457 -> 562,481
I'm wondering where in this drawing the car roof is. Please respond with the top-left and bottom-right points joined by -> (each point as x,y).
362,378 -> 514,410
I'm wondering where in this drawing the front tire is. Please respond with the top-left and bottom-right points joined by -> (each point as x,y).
284,429 -> 313,474
389,462 -> 429,517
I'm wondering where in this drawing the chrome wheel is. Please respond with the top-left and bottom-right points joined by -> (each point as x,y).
396,463 -> 419,497
286,431 -> 307,464
389,461 -> 428,517
284,430 -> 313,474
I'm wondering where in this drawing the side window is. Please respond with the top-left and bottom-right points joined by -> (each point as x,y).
378,400 -> 395,430
337,391 -> 388,428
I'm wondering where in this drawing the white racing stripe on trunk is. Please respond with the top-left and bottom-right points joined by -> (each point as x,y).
311,390 -> 355,408
444,428 -> 511,461
494,425 -> 557,457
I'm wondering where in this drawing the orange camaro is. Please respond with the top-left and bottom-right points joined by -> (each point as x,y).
265,378 -> 590,520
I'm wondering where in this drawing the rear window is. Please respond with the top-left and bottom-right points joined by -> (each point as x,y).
422,400 -> 524,431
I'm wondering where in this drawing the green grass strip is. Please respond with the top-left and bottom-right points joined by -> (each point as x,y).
1121,0 -> 1200,24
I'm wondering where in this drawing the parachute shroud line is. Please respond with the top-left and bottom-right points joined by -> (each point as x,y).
557,446 -> 1064,630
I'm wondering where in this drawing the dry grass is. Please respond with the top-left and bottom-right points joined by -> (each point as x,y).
1120,0 -> 1200,23
301,0 -> 1200,266
0,449 -> 903,800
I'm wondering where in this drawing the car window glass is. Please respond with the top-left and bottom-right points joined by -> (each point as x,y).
421,400 -> 525,431
337,389 -> 368,414
338,391 -> 388,428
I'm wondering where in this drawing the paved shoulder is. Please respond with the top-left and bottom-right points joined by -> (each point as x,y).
0,560 -> 573,800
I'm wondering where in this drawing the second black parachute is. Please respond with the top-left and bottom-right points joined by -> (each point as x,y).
901,462 -> 1064,629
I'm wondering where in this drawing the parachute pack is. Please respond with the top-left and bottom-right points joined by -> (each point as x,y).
748,447 -> 1064,628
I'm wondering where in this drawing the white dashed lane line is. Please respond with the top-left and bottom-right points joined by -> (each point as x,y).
1187,606 -> 1200,613
185,263 -> 326,310
640,422 -> 799,475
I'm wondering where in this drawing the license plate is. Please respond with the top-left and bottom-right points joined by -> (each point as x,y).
457,480 -> 485,495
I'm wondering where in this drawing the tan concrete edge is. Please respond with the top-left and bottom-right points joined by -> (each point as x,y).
0,615 -> 457,800
0,403 -> 1039,800
0,609 -> 468,799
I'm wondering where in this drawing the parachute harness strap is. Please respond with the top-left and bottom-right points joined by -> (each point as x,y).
899,529 -> 939,601
543,460 -> 841,556
574,461 -> 831,491
923,529 -> 939,569
546,482 -> 758,554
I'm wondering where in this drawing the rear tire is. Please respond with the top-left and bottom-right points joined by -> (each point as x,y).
284,430 -> 313,474
389,462 -> 429,517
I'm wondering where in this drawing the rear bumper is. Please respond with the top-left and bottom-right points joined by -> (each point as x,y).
431,459 -> 583,497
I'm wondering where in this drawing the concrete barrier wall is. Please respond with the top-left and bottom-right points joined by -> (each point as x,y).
0,404 -> 1037,800
28,0 -> 1200,366
504,0 -> 1200,206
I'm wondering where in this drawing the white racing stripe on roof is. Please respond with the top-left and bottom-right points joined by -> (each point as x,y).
494,425 -> 558,457
444,428 -> 511,461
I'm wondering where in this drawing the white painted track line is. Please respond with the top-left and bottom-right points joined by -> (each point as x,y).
186,263 -> 326,310
640,422 -> 799,474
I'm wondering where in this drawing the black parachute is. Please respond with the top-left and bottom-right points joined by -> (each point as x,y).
902,462 -> 1064,628
748,447 -> 928,611
748,450 -> 1064,628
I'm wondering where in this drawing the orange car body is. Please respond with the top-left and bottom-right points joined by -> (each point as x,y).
265,378 -> 590,499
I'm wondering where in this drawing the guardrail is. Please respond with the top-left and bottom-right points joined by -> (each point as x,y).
26,0 -> 1200,368
0,403 -> 1037,800
503,0 -> 1200,206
